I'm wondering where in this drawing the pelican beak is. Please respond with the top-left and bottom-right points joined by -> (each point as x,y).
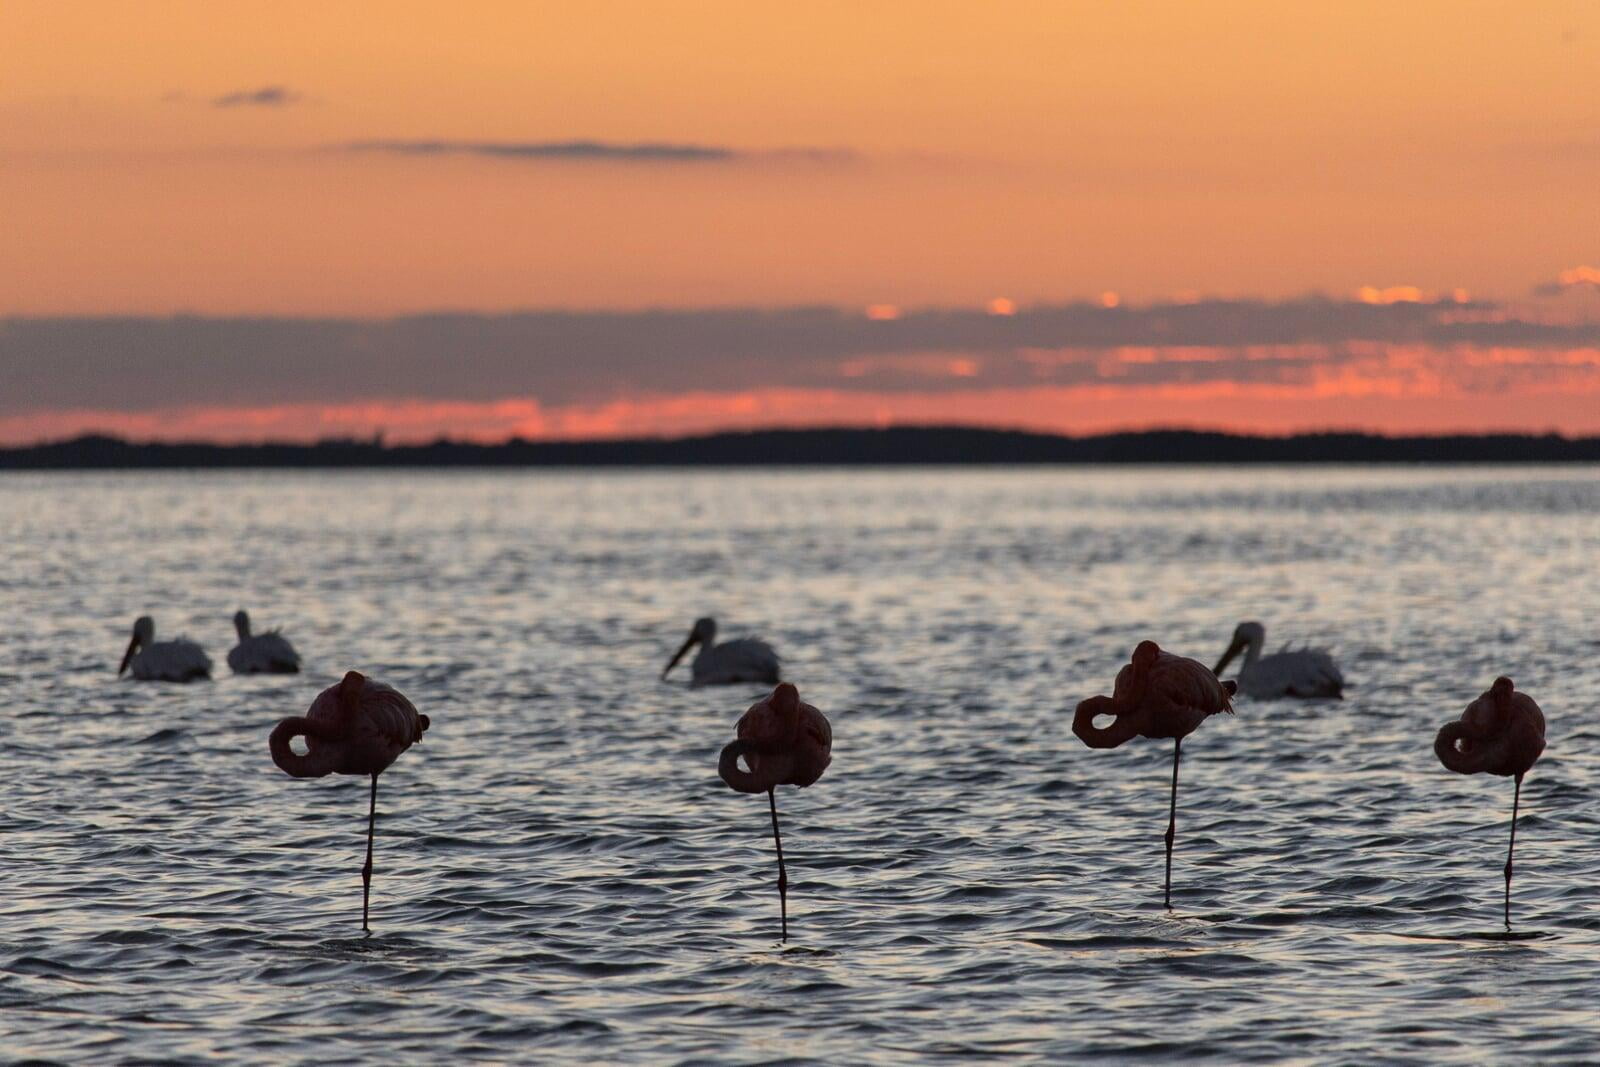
1212,636 -> 1245,677
662,633 -> 697,679
117,634 -> 139,676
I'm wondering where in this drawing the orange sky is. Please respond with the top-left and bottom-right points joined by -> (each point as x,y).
2,2 -> 1598,440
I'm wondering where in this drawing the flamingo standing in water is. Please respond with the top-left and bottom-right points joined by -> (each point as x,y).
718,682 -> 832,941
117,615 -> 211,682
1073,640 -> 1237,907
1434,676 -> 1546,929
663,617 -> 780,686
227,610 -> 301,675
269,670 -> 430,931
1212,621 -> 1343,699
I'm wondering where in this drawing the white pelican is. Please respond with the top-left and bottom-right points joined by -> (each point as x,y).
227,610 -> 302,675
662,617 -> 780,686
118,615 -> 211,682
1212,620 -> 1343,699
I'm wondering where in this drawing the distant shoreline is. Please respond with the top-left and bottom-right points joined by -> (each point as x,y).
4,428 -> 1600,469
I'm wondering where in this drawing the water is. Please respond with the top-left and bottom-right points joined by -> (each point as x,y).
3,466 -> 1599,1063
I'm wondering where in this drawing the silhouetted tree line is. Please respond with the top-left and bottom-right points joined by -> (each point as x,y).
3,428 -> 1598,469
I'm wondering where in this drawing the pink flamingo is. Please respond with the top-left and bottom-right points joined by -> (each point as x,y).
717,682 -> 832,941
1434,676 -> 1546,928
1073,640 -> 1237,907
268,670 -> 430,931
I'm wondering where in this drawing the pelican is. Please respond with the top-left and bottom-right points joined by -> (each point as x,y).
1212,620 -> 1343,699
118,615 -> 211,682
227,610 -> 302,675
662,617 -> 780,686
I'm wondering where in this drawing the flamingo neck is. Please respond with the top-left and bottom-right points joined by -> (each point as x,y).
269,716 -> 342,778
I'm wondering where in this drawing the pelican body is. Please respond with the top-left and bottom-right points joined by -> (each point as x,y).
663,617 -> 780,686
1213,620 -> 1343,699
118,615 -> 211,682
269,670 -> 430,931
1434,676 -> 1546,928
718,682 -> 832,941
1073,640 -> 1236,907
228,610 -> 302,675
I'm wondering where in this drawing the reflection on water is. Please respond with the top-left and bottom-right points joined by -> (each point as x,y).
2,466 -> 1599,1062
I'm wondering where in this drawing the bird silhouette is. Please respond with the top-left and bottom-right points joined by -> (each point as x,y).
664,617 -> 780,686
1434,675 -> 1546,929
1212,620 -> 1343,699
227,609 -> 301,674
1073,640 -> 1237,907
117,615 -> 211,682
269,670 -> 430,931
717,682 -> 832,941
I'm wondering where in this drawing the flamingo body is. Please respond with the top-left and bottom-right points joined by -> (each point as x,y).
664,617 -> 780,686
118,616 -> 211,682
269,670 -> 430,930
717,683 -> 831,941
1213,621 -> 1343,700
1434,676 -> 1545,778
718,682 -> 832,792
1074,640 -> 1236,748
269,670 -> 427,779
228,610 -> 302,675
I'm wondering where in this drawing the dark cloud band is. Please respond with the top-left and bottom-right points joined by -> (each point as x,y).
2,299 -> 1597,416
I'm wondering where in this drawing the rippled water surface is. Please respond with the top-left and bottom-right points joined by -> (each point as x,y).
4,466 -> 1600,1063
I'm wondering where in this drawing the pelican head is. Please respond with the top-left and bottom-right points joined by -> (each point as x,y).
1212,620 -> 1265,677
234,609 -> 251,641
662,616 -> 717,679
119,615 -> 155,675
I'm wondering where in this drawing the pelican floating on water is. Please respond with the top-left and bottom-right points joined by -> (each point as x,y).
227,610 -> 301,675
662,617 -> 780,686
118,615 -> 211,682
1212,620 -> 1343,699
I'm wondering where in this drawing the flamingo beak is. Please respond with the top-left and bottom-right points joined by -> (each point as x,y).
117,634 -> 139,676
662,633 -> 697,679
1212,636 -> 1245,677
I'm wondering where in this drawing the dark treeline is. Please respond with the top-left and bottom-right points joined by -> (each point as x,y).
4,428 -> 1600,469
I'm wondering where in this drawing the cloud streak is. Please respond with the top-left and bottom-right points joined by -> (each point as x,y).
211,86 -> 304,108
335,139 -> 856,164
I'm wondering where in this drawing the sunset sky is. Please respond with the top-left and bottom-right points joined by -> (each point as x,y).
3,1 -> 1599,442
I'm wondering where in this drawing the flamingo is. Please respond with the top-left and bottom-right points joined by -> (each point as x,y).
717,682 -> 832,941
227,609 -> 302,675
1212,620 -> 1343,699
1434,676 -> 1546,929
1073,640 -> 1237,907
268,670 -> 430,932
117,615 -> 211,682
663,617 -> 780,686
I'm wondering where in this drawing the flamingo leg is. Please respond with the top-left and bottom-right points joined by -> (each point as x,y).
768,787 -> 788,943
1504,772 -> 1522,930
1164,738 -> 1182,909
362,773 -> 377,933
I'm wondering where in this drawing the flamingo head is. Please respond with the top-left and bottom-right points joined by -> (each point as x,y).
1490,675 -> 1516,710
119,615 -> 155,675
1212,620 -> 1264,677
662,616 -> 717,679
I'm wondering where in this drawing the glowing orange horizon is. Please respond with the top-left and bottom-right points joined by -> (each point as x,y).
9,372 -> 1600,448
